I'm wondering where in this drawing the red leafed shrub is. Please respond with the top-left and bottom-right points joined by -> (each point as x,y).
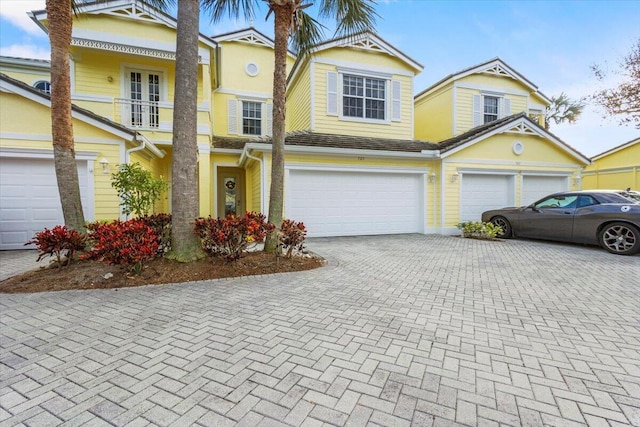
279,219 -> 307,258
83,219 -> 159,272
25,225 -> 86,268
195,212 -> 275,262
138,213 -> 172,255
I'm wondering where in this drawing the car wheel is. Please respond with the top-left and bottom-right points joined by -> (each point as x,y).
491,216 -> 512,238
598,222 -> 640,255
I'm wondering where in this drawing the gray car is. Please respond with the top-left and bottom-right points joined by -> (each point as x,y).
481,190 -> 640,255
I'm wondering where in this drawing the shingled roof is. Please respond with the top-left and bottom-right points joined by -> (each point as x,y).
437,112 -> 530,152
213,131 -> 440,153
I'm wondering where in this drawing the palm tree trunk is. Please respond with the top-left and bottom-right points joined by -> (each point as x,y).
264,4 -> 293,252
47,0 -> 85,231
167,0 -> 204,262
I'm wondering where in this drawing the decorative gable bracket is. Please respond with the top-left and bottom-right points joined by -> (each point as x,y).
480,63 -> 516,79
505,122 -> 538,135
341,36 -> 386,54
234,34 -> 270,47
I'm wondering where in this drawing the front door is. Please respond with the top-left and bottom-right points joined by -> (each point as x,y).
217,167 -> 246,218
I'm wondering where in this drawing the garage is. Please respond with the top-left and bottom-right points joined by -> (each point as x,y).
460,173 -> 514,221
0,157 -> 92,250
521,175 -> 569,205
286,169 -> 424,237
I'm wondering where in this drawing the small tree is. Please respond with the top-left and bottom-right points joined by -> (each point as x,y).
591,37 -> 640,129
111,162 -> 168,217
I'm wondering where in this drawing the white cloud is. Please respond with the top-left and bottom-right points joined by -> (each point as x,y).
0,0 -> 46,35
0,43 -> 49,60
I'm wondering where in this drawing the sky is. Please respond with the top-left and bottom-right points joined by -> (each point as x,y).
0,0 -> 638,157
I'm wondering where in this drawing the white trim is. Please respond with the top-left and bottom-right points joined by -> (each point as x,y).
70,56 -> 76,96
0,57 -> 50,70
197,124 -> 211,135
0,133 -> 126,145
451,86 -> 457,136
592,138 -> 640,161
1,77 -> 139,142
71,94 -> 113,103
312,57 -> 414,77
246,142 -> 439,159
311,33 -> 422,71
0,147 -> 98,160
445,157 -> 584,168
454,81 -> 530,98
439,116 -> 590,164
339,73 -> 391,125
285,162 -> 430,175
245,62 -> 259,77
416,58 -> 551,104
310,61 -> 316,131
214,88 -> 272,100
213,162 -> 242,218
583,166 -> 639,175
198,143 -> 211,154
520,171 -> 573,177
211,148 -> 244,154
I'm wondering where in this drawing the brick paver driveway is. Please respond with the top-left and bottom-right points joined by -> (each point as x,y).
1,235 -> 639,426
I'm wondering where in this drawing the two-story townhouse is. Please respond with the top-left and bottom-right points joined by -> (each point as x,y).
214,31 -> 446,237
414,58 -> 590,231
0,0 -> 596,248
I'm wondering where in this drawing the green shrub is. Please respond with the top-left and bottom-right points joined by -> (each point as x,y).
457,221 -> 502,240
111,162 -> 168,217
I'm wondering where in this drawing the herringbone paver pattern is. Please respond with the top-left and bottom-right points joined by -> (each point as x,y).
1,235 -> 639,426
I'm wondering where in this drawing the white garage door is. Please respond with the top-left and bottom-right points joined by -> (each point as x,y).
0,158 -> 91,250
287,169 -> 424,237
521,175 -> 569,206
460,173 -> 514,222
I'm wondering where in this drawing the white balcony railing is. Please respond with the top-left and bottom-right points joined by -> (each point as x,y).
114,98 -> 160,129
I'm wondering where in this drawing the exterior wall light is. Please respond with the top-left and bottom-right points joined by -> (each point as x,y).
99,158 -> 110,174
428,172 -> 437,183
451,171 -> 459,183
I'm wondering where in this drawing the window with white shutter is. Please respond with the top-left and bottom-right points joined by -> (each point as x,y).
391,80 -> 401,121
327,71 -> 338,116
227,99 -> 238,134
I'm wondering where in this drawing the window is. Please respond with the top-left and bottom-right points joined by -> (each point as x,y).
534,195 -> 578,209
484,96 -> 499,123
126,70 -> 162,128
34,80 -> 51,94
343,75 -> 386,120
242,101 -> 262,135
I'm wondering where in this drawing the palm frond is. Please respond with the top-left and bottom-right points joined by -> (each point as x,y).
319,0 -> 377,38
289,10 -> 326,56
203,0 -> 257,24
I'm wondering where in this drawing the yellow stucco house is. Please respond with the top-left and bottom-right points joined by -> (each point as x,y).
0,0 -> 594,249
582,137 -> 639,191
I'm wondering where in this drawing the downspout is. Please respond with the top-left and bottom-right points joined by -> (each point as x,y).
238,149 -> 265,213
125,139 -> 146,163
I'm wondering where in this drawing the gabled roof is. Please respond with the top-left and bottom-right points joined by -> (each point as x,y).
0,72 -> 163,158
415,57 -> 551,104
288,31 -> 423,84
28,0 -> 218,50
213,131 -> 438,154
592,137 -> 640,161
211,27 -> 296,58
0,56 -> 50,70
437,112 -> 590,164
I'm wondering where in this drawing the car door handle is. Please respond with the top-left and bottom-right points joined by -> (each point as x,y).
563,211 -> 573,214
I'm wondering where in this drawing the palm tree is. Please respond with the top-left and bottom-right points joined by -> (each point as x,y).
166,0 -> 206,261
209,0 -> 377,252
46,0 -> 85,231
545,92 -> 585,130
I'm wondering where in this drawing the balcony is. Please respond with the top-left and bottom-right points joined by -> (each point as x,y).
114,98 -> 160,130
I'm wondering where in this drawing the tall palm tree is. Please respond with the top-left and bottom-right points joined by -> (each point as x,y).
166,0 -> 206,261
209,0 -> 377,251
47,0 -> 85,231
